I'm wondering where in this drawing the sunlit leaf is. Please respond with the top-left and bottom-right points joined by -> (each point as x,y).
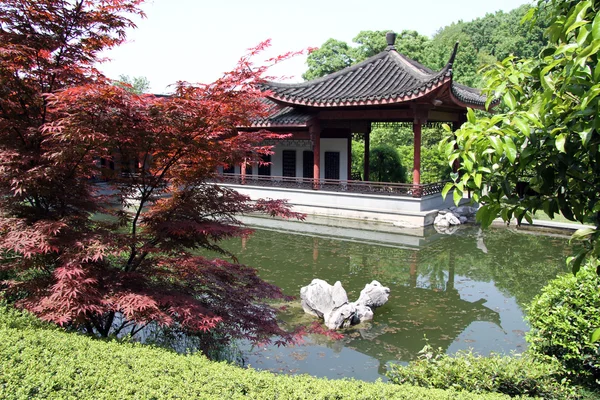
592,328 -> 600,343
555,134 -> 566,152
503,138 -> 517,163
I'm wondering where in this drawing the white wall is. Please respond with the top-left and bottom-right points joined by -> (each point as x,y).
220,183 -> 446,227
269,138 -> 349,180
218,138 -> 349,180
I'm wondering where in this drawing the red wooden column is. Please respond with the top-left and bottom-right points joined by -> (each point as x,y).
413,120 -> 422,186
363,132 -> 370,181
409,250 -> 418,288
240,159 -> 246,184
310,122 -> 321,190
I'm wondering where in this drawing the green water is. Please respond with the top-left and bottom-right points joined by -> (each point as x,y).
210,224 -> 572,381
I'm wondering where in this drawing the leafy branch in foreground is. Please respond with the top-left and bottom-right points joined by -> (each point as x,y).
441,0 -> 600,273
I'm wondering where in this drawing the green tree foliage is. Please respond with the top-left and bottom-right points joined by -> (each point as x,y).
303,5 -> 548,86
114,74 -> 151,94
526,261 -> 600,387
397,146 -> 452,184
302,39 -> 354,80
304,30 -> 431,81
352,30 -> 390,60
350,139 -> 365,180
427,5 -> 549,87
442,0 -> 600,271
369,144 -> 406,183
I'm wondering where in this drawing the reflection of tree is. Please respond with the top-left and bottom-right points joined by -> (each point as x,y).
310,286 -> 500,375
213,226 -> 570,309
426,228 -> 571,308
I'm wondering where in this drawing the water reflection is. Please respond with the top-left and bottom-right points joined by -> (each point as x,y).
210,222 -> 572,381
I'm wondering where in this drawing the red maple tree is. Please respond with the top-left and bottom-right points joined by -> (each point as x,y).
0,0 -> 305,351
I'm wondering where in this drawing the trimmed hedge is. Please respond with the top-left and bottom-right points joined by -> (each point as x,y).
0,306 -> 514,400
526,262 -> 600,385
386,346 -> 575,399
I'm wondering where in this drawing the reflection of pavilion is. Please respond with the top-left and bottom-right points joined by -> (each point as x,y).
343,285 -> 501,375
341,244 -> 500,374
234,222 -> 504,378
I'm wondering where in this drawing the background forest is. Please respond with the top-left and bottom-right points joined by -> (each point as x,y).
303,4 -> 549,183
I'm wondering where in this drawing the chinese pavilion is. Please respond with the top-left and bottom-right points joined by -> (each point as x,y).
224,31 -> 489,227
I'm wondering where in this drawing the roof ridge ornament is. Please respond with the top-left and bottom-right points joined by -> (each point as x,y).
386,31 -> 397,51
447,41 -> 459,68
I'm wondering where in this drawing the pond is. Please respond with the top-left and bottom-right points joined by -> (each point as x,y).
207,220 -> 573,381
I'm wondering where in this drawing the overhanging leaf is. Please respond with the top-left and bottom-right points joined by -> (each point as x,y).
453,187 -> 462,205
571,227 -> 596,241
592,328 -> 600,343
555,133 -> 566,152
503,138 -> 517,163
441,182 -> 453,199
593,11 -> 600,40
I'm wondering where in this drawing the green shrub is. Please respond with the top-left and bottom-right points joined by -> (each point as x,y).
0,305 -> 514,400
386,345 -> 575,399
368,144 -> 406,183
397,145 -> 451,184
526,261 -> 600,386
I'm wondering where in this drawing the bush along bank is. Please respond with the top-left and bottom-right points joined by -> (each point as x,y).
0,305 -> 513,400
386,345 -> 575,399
526,261 -> 600,387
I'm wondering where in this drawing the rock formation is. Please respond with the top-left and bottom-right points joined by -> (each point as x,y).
300,279 -> 390,330
433,205 -> 478,234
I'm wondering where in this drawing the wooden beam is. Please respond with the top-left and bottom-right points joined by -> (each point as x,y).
318,109 -> 414,121
428,110 -> 461,122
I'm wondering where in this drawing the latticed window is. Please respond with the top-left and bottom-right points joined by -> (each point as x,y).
282,150 -> 296,177
303,151 -> 314,178
258,154 -> 271,176
324,151 -> 340,180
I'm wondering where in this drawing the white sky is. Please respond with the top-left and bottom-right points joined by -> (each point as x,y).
98,0 -> 533,94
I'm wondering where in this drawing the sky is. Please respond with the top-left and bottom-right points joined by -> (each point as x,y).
98,0 -> 534,94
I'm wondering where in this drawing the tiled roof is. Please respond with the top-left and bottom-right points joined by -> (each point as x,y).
249,99 -> 313,128
260,39 -> 487,109
451,83 -> 487,107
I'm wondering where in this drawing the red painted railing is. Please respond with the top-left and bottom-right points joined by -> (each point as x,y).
217,173 -> 446,198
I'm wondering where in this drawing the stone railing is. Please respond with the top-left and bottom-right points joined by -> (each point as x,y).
217,173 -> 447,198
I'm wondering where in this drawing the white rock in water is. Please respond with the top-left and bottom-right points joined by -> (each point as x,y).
300,279 -> 341,318
446,213 -> 461,225
300,279 -> 390,330
355,280 -> 390,308
331,281 -> 349,309
325,303 -> 356,330
434,214 -> 450,227
354,304 -> 374,323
